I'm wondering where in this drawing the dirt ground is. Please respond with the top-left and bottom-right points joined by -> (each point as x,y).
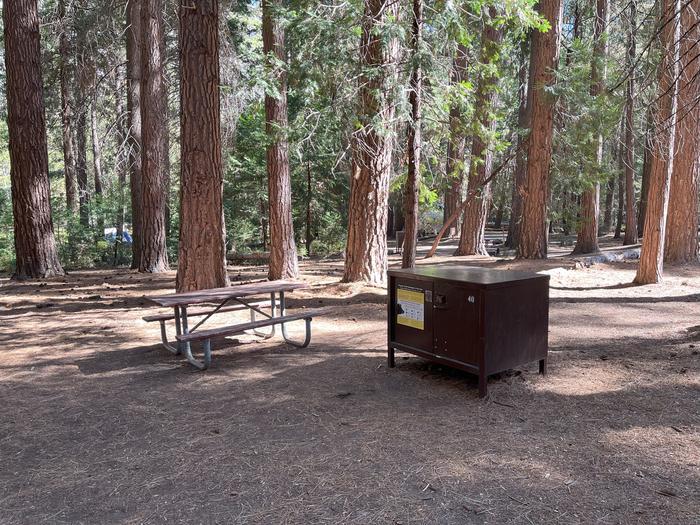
1,243 -> 699,524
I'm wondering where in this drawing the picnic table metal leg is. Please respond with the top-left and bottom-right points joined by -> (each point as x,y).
158,306 -> 182,355
279,291 -> 313,348
180,306 -> 211,370
251,292 -> 276,339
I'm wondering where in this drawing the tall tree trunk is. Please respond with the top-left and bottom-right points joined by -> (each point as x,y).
177,0 -> 229,292
664,0 -> 700,263
517,0 -> 563,259
493,187 -> 506,229
622,0 -> 639,245
614,136 -> 624,239
456,8 -> 503,256
3,0 -> 64,279
505,38 -> 530,249
263,0 -> 299,280
402,0 -> 423,269
138,0 -> 169,272
58,0 -> 77,213
114,68 -> 127,264
76,38 -> 90,228
637,107 -> 653,236
306,160 -> 313,255
443,43 -> 468,238
75,109 -> 89,226
573,0 -> 608,255
634,0 -> 681,283
91,93 -> 103,196
126,0 -> 143,268
91,87 -> 104,237
601,173 -> 615,234
343,0 -> 399,285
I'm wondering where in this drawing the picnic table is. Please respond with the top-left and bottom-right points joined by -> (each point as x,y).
144,280 -> 323,370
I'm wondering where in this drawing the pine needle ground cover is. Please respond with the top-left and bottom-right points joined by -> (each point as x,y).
1,250 -> 698,523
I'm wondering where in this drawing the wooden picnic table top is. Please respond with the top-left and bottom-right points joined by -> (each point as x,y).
147,279 -> 309,308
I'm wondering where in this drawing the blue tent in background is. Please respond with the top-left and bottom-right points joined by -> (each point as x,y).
104,227 -> 133,245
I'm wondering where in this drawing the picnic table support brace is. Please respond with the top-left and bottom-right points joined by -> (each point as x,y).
278,291 -> 313,348
180,306 -> 211,370
159,306 -> 182,355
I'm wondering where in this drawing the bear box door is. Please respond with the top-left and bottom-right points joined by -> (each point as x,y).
432,281 -> 480,365
391,278 -> 434,353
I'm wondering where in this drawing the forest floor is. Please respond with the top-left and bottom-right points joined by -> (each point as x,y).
1,238 -> 699,524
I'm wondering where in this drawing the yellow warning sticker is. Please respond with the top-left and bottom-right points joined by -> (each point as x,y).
397,286 -> 425,330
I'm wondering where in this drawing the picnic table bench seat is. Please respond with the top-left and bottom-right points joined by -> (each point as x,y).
175,308 -> 326,370
176,308 -> 325,344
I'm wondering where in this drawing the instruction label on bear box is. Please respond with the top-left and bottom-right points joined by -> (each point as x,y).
396,285 -> 425,330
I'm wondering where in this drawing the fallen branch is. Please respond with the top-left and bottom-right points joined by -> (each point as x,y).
424,147 -> 518,259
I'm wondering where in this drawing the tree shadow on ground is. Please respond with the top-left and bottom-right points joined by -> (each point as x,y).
1,340 -> 698,524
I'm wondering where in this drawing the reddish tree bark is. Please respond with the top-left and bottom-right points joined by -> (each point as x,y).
126,0 -> 143,268
3,0 -> 64,278
263,0 -> 299,280
401,0 -> 423,268
572,0 -> 608,255
637,107 -> 654,237
634,0 -> 681,284
664,0 -> 699,263
517,0 -> 563,259
176,0 -> 229,292
138,0 -> 169,272
456,8 -> 503,256
343,0 -> 399,285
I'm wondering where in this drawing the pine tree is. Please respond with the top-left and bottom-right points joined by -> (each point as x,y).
177,0 -> 229,291
3,0 -> 64,278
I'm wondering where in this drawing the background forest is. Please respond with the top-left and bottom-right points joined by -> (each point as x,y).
0,0 -> 697,286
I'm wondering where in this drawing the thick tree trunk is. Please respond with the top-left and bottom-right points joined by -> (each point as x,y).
505,39 -> 530,249
573,0 -> 608,255
176,0 -> 229,292
517,0 -> 563,259
634,0 -> 681,284
402,0 -> 423,269
58,0 -> 77,213
637,107 -> 653,237
138,0 -> 169,272
664,0 -> 700,263
126,0 -> 143,269
456,8 -> 503,256
622,0 -> 639,245
443,43 -> 468,238
3,0 -> 64,279
263,0 -> 299,280
343,0 -> 399,285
